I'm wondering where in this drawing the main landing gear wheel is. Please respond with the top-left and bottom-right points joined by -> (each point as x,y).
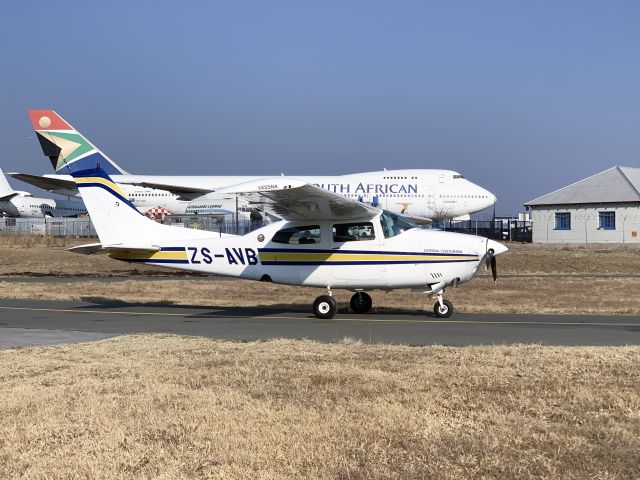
350,292 -> 372,314
313,295 -> 338,319
433,299 -> 453,318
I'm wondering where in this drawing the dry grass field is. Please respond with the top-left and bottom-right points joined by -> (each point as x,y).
1,237 -> 640,314
0,335 -> 638,480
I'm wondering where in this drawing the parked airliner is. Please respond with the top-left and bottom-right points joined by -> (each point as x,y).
13,110 -> 497,221
0,168 -> 85,218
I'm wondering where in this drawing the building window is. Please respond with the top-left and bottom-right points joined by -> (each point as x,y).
555,212 -> 571,230
599,211 -> 615,230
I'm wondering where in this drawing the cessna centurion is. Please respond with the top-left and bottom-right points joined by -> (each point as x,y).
69,167 -> 507,318
14,110 -> 497,222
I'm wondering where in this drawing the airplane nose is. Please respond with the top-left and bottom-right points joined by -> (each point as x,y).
486,239 -> 508,256
483,188 -> 497,205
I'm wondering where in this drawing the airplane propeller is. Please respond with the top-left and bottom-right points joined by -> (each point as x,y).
485,246 -> 498,284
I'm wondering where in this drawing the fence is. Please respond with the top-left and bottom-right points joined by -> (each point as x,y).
0,215 -> 535,242
436,219 -> 533,242
0,215 -> 264,238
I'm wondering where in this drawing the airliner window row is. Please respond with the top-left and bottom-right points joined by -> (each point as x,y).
30,205 -> 83,211
131,193 -> 172,197
343,194 -> 426,198
382,176 -> 418,180
439,194 -> 489,198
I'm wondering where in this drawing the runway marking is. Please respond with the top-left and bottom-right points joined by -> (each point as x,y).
0,305 -> 639,327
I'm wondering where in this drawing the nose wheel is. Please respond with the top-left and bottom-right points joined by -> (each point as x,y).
350,292 -> 372,314
433,299 -> 453,318
313,295 -> 337,319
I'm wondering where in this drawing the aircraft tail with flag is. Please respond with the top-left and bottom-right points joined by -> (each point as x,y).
28,110 -> 129,176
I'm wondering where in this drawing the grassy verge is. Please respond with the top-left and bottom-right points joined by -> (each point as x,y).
0,335 -> 638,479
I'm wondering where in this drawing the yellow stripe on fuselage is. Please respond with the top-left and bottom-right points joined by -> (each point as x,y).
259,252 -> 479,262
108,251 -> 188,261
75,177 -> 128,198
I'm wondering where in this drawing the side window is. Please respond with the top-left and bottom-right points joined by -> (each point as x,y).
380,211 -> 416,238
272,225 -> 321,244
333,222 -> 375,242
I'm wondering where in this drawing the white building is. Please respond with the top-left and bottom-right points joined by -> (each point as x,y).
524,166 -> 640,244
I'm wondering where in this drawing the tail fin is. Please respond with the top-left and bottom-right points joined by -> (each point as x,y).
28,110 -> 129,175
71,167 -> 219,247
0,168 -> 19,201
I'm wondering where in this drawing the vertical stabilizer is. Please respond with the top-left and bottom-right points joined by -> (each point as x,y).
71,167 -> 222,247
0,168 -> 18,200
28,110 -> 129,175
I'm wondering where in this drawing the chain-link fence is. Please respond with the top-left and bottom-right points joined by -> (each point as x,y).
436,219 -> 533,242
0,215 -> 269,238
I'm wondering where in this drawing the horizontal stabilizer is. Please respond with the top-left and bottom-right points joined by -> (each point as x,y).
9,173 -> 77,194
116,180 -> 213,199
67,243 -> 161,255
0,192 -> 19,201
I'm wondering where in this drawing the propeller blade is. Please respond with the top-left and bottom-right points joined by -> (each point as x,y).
491,255 -> 497,283
485,245 -> 494,270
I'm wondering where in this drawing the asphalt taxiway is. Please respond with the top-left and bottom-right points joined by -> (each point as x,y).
0,298 -> 639,348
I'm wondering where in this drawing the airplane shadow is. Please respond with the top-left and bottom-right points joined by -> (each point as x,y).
77,297 -> 434,318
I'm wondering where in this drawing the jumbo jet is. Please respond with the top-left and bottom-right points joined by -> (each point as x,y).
0,168 -> 85,218
68,166 -> 507,318
12,110 -> 497,221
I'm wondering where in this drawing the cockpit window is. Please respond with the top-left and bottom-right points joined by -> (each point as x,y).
453,174 -> 464,179
380,211 -> 416,238
272,225 -> 321,244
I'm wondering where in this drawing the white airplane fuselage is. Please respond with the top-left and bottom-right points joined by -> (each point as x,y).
0,192 -> 86,218
108,217 -> 498,290
41,169 -> 496,219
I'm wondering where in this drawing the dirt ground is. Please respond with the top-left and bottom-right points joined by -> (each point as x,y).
1,335 -> 638,480
1,237 -> 639,314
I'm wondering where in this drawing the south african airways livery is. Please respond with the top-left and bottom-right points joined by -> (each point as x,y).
12,110 -> 496,221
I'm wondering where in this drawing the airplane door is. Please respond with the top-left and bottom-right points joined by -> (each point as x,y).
330,221 -> 385,281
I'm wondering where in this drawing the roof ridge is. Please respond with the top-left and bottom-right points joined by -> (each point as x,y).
616,166 -> 640,199
524,166 -> 618,205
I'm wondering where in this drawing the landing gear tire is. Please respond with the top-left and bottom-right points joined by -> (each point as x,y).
313,295 -> 338,319
350,292 -> 372,314
433,299 -> 453,318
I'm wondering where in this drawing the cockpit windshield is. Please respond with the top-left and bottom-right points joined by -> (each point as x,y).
380,211 -> 416,238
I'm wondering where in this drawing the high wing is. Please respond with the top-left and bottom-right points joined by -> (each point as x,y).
9,173 -> 77,195
216,177 -> 380,221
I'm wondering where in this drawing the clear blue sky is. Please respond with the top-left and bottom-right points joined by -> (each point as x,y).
1,0 -> 639,215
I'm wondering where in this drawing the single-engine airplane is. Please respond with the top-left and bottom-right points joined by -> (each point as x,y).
69,167 -> 507,318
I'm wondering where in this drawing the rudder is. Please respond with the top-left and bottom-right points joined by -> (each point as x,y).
28,110 -> 129,175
